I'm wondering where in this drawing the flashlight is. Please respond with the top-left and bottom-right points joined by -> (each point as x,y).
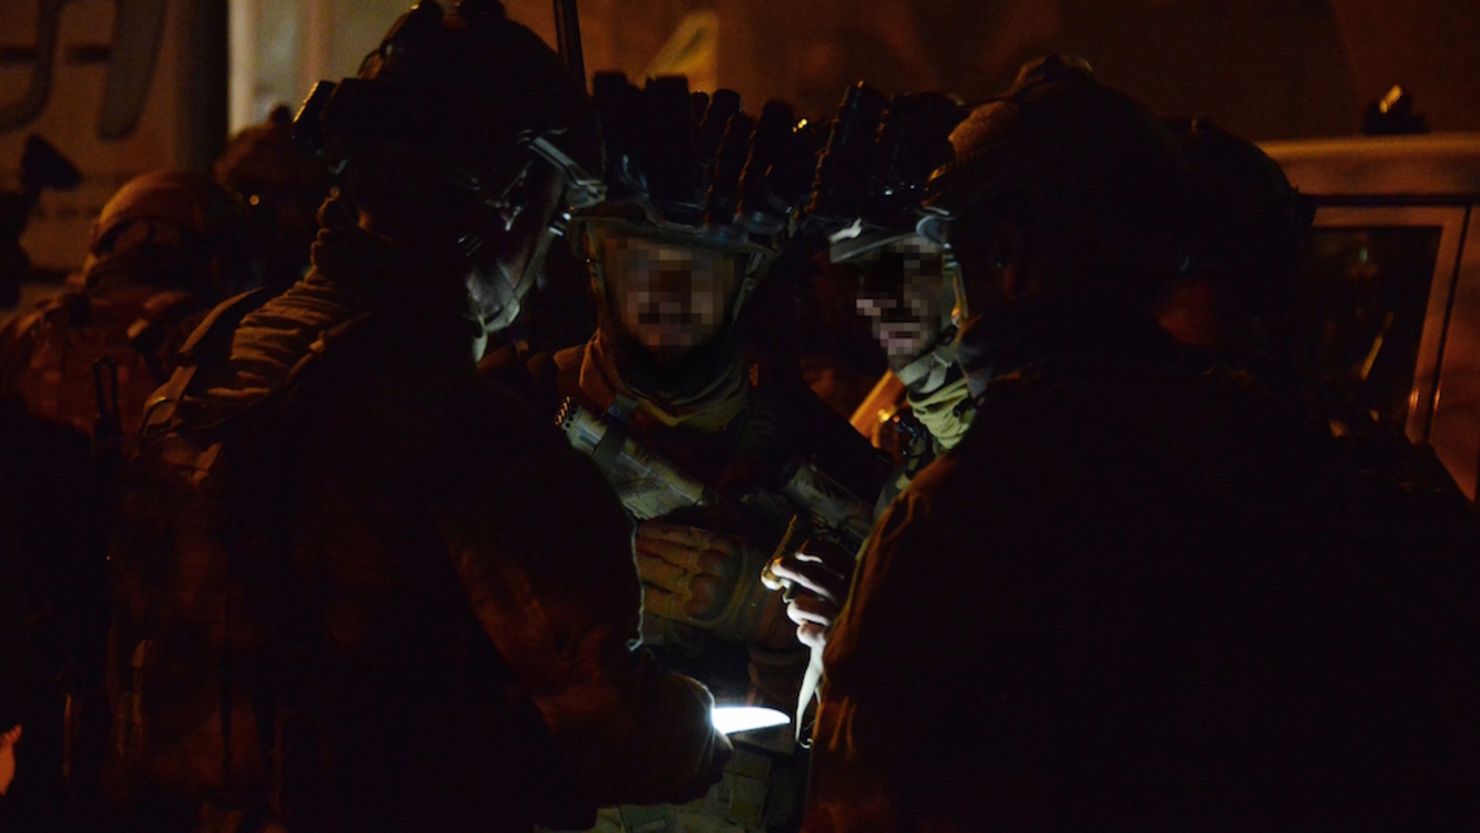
711,706 -> 789,736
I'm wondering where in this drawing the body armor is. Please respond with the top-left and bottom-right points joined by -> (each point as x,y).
507,332 -> 886,833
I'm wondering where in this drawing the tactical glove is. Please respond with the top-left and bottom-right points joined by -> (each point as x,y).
635,521 -> 794,650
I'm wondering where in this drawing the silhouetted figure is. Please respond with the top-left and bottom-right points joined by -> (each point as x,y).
1159,117 -> 1313,393
0,170 -> 260,831
215,105 -> 332,292
807,56 -> 1480,832
104,4 -> 727,832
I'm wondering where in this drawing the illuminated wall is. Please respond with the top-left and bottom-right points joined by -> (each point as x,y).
1,0 -> 224,274
7,0 -> 1475,276
229,1 -> 1480,144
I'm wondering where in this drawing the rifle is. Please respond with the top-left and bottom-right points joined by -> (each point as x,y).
556,396 -> 874,577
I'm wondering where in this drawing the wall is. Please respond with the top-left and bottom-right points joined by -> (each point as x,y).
1,0 -> 225,274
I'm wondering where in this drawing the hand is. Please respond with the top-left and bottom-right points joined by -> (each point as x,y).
635,521 -> 744,626
1,724 -> 20,796
768,539 -> 854,651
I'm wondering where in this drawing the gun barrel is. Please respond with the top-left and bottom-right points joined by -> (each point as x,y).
780,460 -> 875,548
553,0 -> 586,92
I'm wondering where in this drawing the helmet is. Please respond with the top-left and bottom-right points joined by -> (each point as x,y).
805,85 -> 968,385
919,54 -> 1194,314
215,105 -> 330,289
1170,117 -> 1314,319
86,170 -> 263,296
294,0 -> 602,209
577,73 -> 820,250
572,74 -> 822,397
291,0 -> 604,329
807,85 -> 966,260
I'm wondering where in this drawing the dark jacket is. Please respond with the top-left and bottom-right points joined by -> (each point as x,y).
807,341 -> 1480,832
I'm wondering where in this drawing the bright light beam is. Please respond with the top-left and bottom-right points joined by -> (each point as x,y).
712,705 -> 790,735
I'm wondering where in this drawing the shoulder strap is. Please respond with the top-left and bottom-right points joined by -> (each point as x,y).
34,286 -> 90,323
140,289 -> 275,439
124,290 -> 201,386
176,288 -> 275,364
241,309 -> 377,442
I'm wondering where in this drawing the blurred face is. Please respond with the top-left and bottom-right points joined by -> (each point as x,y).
851,236 -> 956,365
594,229 -> 747,363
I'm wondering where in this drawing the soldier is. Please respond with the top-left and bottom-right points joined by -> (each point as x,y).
806,56 -> 1480,831
0,171 -> 263,450
0,170 -> 261,828
768,88 -> 971,669
105,3 -> 727,832
1157,117 -> 1312,392
215,105 -> 332,292
820,88 -> 974,493
499,73 -> 890,831
1165,117 -> 1480,630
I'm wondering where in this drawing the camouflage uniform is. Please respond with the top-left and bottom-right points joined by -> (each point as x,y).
0,171 -> 259,826
499,73 -> 889,833
106,206 -> 727,833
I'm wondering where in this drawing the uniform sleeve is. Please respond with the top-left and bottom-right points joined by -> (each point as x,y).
431,376 -> 729,810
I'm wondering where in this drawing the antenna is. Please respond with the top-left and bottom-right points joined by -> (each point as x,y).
553,0 -> 586,92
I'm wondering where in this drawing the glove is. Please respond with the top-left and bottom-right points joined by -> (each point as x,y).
635,521 -> 793,649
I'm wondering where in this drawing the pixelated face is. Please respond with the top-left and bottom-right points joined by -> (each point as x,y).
852,236 -> 955,363
596,232 -> 747,362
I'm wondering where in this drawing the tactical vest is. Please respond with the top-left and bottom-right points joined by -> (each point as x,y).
2,284 -> 207,459
538,345 -> 833,833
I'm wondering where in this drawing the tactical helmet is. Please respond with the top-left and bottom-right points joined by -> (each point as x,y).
1170,117 -> 1314,318
572,74 -> 822,395
805,85 -> 968,387
216,106 -> 327,202
295,0 -> 602,208
85,170 -> 263,296
578,73 -> 821,253
215,105 -> 330,289
292,0 -> 604,328
807,85 -> 966,260
919,54 -> 1193,313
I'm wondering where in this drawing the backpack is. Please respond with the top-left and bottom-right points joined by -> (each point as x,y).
105,288 -> 372,822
